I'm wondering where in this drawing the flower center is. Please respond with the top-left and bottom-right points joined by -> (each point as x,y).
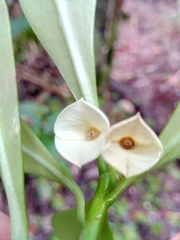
85,127 -> 101,141
119,136 -> 135,150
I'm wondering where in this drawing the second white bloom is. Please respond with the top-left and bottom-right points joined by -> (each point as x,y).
102,113 -> 164,178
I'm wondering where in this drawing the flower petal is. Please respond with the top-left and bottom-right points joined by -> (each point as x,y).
54,98 -> 109,139
102,113 -> 164,178
54,99 -> 110,167
55,131 -> 107,167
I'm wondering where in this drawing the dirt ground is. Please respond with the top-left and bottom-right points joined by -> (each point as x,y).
111,0 -> 180,133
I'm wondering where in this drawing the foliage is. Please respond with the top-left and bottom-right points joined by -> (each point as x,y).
0,1 -> 28,238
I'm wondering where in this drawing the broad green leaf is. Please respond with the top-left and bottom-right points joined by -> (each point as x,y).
52,208 -> 80,240
52,202 -> 114,240
19,0 -> 98,106
0,1 -> 28,239
151,101 -> 180,170
21,120 -> 85,224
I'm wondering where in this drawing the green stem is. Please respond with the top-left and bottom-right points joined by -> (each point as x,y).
81,155 -> 126,239
97,156 -> 108,174
82,197 -> 107,240
81,176 -> 138,239
81,162 -> 111,240
105,176 -> 138,206
81,159 -> 138,239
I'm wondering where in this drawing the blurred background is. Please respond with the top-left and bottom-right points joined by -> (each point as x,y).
1,0 -> 180,239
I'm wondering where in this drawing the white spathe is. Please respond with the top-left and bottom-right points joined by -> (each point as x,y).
102,113 -> 164,178
54,99 -> 110,167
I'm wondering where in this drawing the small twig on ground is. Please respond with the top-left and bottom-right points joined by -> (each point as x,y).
17,65 -> 65,102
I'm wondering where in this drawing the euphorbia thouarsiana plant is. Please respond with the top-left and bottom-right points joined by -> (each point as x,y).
54,99 -> 163,178
1,0 -> 180,239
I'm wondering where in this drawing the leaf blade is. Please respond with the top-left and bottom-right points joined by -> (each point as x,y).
0,1 -> 28,239
19,0 -> 98,106
21,120 -> 85,224
151,101 -> 180,170
52,202 -> 114,240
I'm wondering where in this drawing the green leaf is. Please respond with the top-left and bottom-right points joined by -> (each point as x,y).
52,202 -> 114,240
19,0 -> 98,106
21,120 -> 85,224
52,208 -> 80,240
0,1 -> 28,239
152,101 -> 180,170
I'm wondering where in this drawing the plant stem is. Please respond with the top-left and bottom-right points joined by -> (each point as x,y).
81,197 -> 107,240
97,156 -> 108,174
81,163 -> 111,240
105,177 -> 137,206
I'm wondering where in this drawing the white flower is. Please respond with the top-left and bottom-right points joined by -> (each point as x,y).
102,113 -> 164,178
54,99 -> 110,167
